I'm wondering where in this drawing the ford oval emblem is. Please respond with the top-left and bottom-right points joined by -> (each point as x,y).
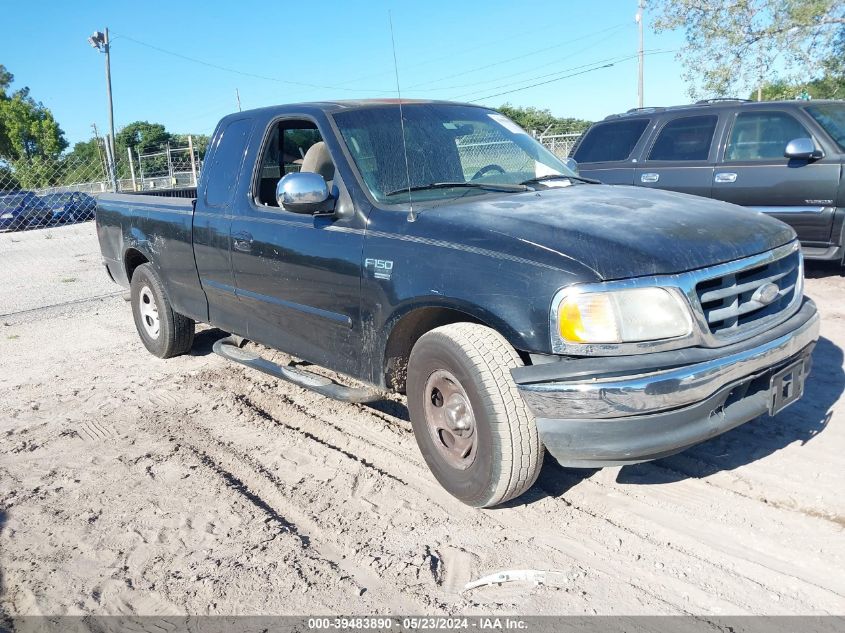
752,282 -> 780,306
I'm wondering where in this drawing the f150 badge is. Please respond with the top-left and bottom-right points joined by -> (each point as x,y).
365,258 -> 394,280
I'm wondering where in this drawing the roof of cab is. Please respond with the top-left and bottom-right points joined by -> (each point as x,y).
229,98 -> 483,118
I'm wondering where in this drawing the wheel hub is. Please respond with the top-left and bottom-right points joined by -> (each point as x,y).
138,285 -> 161,339
423,370 -> 477,470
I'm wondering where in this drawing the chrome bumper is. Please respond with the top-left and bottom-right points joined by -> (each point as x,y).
519,304 -> 818,420
514,300 -> 819,467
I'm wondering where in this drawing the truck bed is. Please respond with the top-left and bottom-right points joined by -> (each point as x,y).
95,192 -> 205,321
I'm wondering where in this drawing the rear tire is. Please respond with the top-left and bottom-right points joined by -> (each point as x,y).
130,263 -> 195,358
407,323 -> 543,507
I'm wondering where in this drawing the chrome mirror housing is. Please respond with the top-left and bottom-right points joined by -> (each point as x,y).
276,172 -> 333,214
784,137 -> 821,161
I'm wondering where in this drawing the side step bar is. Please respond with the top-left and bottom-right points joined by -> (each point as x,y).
212,336 -> 385,404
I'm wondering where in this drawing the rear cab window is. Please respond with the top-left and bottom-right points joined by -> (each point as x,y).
647,115 -> 718,161
204,117 -> 254,207
573,119 -> 650,163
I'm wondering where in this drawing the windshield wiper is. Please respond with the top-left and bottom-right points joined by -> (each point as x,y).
385,181 -> 527,197
520,174 -> 600,186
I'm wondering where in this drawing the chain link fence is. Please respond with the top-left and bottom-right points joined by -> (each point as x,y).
536,132 -> 582,159
0,139 -> 202,234
0,140 -> 201,316
454,130 -> 583,179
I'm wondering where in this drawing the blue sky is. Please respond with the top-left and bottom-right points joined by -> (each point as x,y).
3,0 -> 689,145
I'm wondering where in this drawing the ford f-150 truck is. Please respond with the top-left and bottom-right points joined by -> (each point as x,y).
96,100 -> 819,508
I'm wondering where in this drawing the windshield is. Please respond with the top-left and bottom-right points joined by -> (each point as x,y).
42,193 -> 73,205
806,104 -> 845,152
332,103 -> 577,204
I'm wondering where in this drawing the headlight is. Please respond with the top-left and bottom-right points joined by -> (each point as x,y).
555,287 -> 692,344
0,213 -> 13,219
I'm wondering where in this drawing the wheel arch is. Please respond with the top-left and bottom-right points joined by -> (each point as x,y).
123,247 -> 151,282
381,301 -> 528,392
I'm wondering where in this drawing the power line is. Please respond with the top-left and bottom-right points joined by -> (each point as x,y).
112,32 -> 394,94
406,22 -> 631,90
452,49 -> 671,101
464,49 -> 677,102
326,17 -> 628,86
422,24 -> 631,94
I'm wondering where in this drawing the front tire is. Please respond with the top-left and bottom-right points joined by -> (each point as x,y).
407,323 -> 543,507
130,263 -> 195,358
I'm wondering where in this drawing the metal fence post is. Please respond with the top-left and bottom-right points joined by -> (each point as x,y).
187,135 -> 198,187
104,135 -> 117,192
137,148 -> 144,190
127,147 -> 137,191
166,143 -> 175,186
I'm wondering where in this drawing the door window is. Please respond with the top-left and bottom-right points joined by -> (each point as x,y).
724,111 -> 811,162
647,115 -> 717,161
255,120 -> 330,207
572,119 -> 650,163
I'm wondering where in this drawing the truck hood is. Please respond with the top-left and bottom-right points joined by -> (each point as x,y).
423,184 -> 796,281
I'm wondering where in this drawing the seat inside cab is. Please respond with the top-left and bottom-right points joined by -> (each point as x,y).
256,121 -> 335,207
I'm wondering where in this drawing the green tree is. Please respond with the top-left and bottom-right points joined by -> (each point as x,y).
116,121 -> 172,154
171,133 -> 210,160
750,26 -> 845,99
0,65 -> 13,98
497,104 -> 591,135
652,0 -> 845,98
0,65 -> 67,161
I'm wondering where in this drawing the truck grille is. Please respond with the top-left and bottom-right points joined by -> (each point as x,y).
695,248 -> 801,337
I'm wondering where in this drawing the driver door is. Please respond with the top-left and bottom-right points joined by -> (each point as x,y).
228,117 -> 366,376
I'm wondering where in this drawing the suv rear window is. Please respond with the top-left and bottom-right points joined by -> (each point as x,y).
573,119 -> 650,163
648,115 -> 717,161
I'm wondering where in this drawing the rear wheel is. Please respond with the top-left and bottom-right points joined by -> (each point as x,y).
407,323 -> 543,507
130,263 -> 195,358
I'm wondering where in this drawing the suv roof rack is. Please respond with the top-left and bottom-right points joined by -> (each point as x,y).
694,98 -> 752,104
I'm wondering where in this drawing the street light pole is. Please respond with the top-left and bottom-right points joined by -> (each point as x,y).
103,28 -> 115,165
636,0 -> 645,108
88,28 -> 116,191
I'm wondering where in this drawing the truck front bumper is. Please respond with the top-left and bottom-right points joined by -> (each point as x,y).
512,300 -> 820,467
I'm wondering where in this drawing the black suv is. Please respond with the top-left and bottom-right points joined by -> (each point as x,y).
572,100 -> 845,262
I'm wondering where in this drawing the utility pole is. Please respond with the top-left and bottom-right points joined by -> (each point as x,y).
636,0 -> 645,108
88,28 -> 116,188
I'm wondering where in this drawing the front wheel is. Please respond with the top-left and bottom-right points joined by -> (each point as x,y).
407,323 -> 543,507
130,263 -> 195,358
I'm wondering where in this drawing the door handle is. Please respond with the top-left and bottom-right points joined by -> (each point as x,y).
232,231 -> 253,252
640,172 -> 659,183
715,172 -> 738,183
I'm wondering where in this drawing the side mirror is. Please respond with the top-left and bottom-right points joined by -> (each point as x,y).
276,172 -> 335,214
784,137 -> 821,161
563,157 -> 579,174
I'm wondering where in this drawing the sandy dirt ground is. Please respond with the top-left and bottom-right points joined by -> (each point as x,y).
1,223 -> 843,617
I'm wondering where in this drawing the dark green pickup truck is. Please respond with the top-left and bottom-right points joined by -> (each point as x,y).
96,99 -> 819,507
